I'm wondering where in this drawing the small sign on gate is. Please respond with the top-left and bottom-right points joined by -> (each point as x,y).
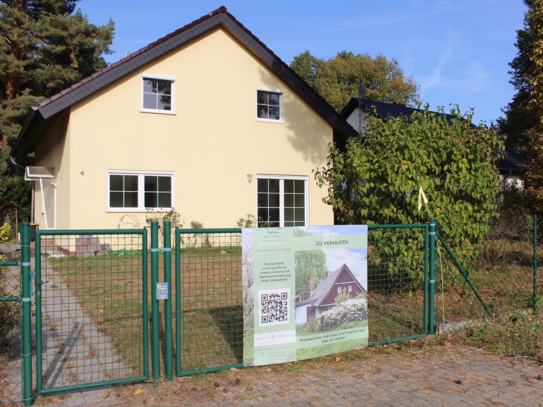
156,282 -> 169,300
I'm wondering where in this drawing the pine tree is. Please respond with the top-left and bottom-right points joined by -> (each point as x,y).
525,0 -> 543,211
0,0 -> 115,223
497,0 -> 538,151
0,0 -> 115,142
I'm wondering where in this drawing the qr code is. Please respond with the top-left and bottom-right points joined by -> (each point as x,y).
259,289 -> 290,326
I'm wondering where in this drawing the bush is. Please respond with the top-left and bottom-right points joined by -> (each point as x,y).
0,254 -> 19,346
314,105 -> 505,279
315,298 -> 368,332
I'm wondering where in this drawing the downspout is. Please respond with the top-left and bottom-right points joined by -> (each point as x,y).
9,156 -> 33,223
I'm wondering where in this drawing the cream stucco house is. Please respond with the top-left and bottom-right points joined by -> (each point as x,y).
11,7 -> 356,230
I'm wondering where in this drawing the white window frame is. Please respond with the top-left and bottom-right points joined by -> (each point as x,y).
141,73 -> 176,115
337,287 -> 341,294
107,170 -> 175,212
348,286 -> 352,293
256,175 -> 308,227
256,87 -> 284,123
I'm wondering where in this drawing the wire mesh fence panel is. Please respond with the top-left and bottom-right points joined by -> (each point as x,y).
175,231 -> 243,375
436,219 -> 536,333
35,231 -> 148,393
367,227 -> 428,344
0,260 -> 22,405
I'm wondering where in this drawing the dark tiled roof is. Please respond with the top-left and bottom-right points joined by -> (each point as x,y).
341,98 -> 527,173
341,98 -> 455,122
11,6 -> 357,159
498,146 -> 528,172
295,263 -> 365,308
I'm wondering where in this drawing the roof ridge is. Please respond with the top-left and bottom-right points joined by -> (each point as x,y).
39,6 -> 228,108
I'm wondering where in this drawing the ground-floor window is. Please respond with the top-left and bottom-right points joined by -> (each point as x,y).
257,176 -> 307,227
107,170 -> 174,212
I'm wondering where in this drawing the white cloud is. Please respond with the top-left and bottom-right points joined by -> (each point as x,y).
421,28 -> 454,96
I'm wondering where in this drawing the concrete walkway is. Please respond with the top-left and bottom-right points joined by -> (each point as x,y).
38,254 -> 133,397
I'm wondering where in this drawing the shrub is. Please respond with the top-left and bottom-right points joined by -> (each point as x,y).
315,298 -> 368,332
0,254 -> 19,346
236,214 -> 257,228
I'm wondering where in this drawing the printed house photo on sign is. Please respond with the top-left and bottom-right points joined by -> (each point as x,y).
241,225 -> 368,367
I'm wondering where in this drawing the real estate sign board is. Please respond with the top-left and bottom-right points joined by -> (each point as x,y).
242,225 -> 368,366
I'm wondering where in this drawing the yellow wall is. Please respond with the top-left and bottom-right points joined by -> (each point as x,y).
36,27 -> 334,230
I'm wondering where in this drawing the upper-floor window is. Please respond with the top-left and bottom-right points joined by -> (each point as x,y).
141,74 -> 175,114
257,88 -> 283,123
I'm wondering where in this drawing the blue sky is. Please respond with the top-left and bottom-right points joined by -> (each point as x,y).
79,0 -> 527,125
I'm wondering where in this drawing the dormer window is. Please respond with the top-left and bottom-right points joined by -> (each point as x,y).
257,88 -> 283,123
141,74 -> 175,114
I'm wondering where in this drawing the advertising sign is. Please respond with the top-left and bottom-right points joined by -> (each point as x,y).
242,225 -> 368,366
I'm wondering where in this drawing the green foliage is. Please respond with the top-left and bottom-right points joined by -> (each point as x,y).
294,228 -> 329,301
0,223 -> 10,242
236,213 -> 257,228
0,254 -> 19,343
0,0 -> 115,140
190,220 -> 204,229
334,288 -> 351,305
314,105 -> 505,278
497,1 -> 538,151
0,0 -> 115,225
290,50 -> 421,112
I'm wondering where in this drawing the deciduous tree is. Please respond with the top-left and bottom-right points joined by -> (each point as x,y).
290,51 -> 421,112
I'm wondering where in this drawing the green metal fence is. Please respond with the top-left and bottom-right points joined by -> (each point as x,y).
435,217 -> 540,333
5,218 -> 542,405
34,228 -> 149,396
173,224 -> 431,377
0,258 -> 23,406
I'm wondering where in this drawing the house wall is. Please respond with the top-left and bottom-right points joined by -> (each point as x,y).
295,304 -> 309,325
499,174 -> 523,190
55,27 -> 335,230
346,108 -> 367,134
34,110 -> 71,229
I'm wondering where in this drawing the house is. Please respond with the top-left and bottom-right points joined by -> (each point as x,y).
10,7 -> 357,230
295,263 -> 366,325
340,98 -> 528,189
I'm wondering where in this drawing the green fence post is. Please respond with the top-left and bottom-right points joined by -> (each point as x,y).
21,223 -> 33,406
163,221 -> 173,381
429,218 -> 436,335
151,221 -> 160,386
424,224 -> 429,335
534,215 -> 538,313
175,230 -> 181,376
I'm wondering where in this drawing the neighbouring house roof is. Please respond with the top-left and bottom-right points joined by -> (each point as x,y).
295,263 -> 366,308
11,6 -> 357,160
340,97 -> 528,173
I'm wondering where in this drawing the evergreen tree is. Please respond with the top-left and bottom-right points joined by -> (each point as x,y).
0,0 -> 115,224
497,0 -> 537,151
290,50 -> 421,112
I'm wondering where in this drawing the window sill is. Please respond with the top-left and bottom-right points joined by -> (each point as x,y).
256,118 -> 284,124
107,208 -> 174,213
140,109 -> 176,115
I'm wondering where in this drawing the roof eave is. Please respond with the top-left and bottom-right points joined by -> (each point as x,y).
11,107 -> 46,160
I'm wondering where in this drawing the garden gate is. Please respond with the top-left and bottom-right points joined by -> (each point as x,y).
33,228 -> 150,396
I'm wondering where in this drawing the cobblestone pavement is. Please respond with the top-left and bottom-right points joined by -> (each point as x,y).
88,346 -> 543,407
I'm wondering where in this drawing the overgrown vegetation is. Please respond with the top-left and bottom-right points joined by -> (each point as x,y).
315,106 -> 505,278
